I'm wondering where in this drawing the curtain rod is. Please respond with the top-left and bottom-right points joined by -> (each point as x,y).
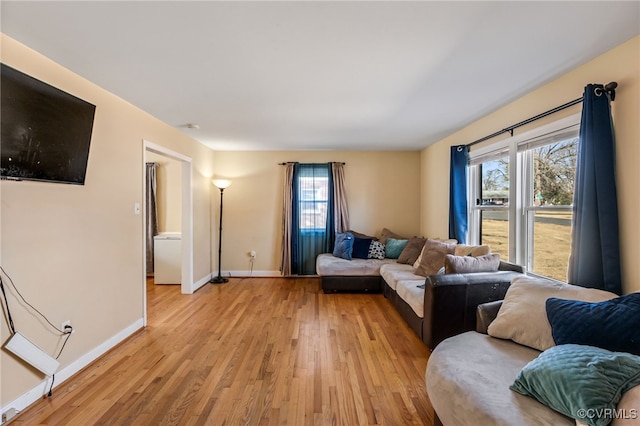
278,162 -> 346,165
466,82 -> 618,148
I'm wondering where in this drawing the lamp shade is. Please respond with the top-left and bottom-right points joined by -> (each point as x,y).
212,179 -> 232,189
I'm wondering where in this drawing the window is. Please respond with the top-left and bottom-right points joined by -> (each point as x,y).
478,154 -> 510,261
297,168 -> 329,230
291,163 -> 334,275
469,115 -> 579,281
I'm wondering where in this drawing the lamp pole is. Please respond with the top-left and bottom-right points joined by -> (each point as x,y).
211,179 -> 231,284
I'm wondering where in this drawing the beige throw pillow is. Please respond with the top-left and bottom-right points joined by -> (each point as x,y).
414,239 -> 456,277
487,275 -> 617,351
454,244 -> 491,257
444,253 -> 500,274
412,238 -> 458,268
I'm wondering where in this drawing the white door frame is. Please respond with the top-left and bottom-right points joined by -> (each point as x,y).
142,140 -> 194,322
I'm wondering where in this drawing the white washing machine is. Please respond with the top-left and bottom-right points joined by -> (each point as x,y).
153,232 -> 182,284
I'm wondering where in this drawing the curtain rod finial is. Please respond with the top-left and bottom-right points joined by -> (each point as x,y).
605,82 -> 617,101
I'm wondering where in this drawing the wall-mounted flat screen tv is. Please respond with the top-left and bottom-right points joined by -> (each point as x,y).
1,63 -> 96,185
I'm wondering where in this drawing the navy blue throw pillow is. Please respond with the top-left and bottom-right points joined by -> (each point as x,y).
333,232 -> 354,260
352,238 -> 373,259
546,293 -> 640,355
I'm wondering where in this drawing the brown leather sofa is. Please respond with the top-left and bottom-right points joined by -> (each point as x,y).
383,261 -> 524,349
316,253 -> 524,349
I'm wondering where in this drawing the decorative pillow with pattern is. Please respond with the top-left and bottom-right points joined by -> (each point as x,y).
368,240 -> 386,260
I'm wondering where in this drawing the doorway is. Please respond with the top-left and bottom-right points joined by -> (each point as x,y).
143,140 -> 193,325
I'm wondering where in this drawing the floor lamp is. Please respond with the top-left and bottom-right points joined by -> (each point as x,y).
211,179 -> 231,284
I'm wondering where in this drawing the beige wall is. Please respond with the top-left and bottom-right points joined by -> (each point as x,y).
420,36 -> 640,294
213,151 -> 421,274
146,152 -> 182,233
0,35 -> 215,406
2,28 -> 636,412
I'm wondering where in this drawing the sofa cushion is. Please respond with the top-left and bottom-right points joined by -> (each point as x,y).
396,280 -> 426,318
385,238 -> 408,259
487,276 -> 617,351
352,237 -> 373,259
316,253 -> 395,276
546,293 -> 640,355
380,262 -> 417,291
444,253 -> 500,274
426,331 -> 573,426
511,344 -> 640,426
397,237 -> 426,265
414,239 -> 456,277
333,232 -> 354,260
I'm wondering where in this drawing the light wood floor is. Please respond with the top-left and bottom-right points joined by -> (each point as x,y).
12,277 -> 434,425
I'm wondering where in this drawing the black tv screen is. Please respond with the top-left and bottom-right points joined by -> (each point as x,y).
1,63 -> 96,185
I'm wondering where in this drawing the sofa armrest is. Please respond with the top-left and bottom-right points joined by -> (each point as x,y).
422,270 -> 521,349
498,260 -> 524,273
476,300 -> 503,334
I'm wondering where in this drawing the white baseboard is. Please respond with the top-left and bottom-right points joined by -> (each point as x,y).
225,270 -> 282,278
1,318 -> 144,418
192,273 -> 212,292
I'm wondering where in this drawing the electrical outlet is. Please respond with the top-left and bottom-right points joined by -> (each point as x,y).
2,407 -> 16,422
249,250 -> 256,258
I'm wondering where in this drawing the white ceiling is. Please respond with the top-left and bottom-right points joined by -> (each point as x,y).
2,1 -> 639,151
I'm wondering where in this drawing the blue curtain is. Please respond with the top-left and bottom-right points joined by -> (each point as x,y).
568,84 -> 621,295
291,163 -> 335,275
449,145 -> 469,243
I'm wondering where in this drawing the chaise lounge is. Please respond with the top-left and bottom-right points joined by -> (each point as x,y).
426,275 -> 640,425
